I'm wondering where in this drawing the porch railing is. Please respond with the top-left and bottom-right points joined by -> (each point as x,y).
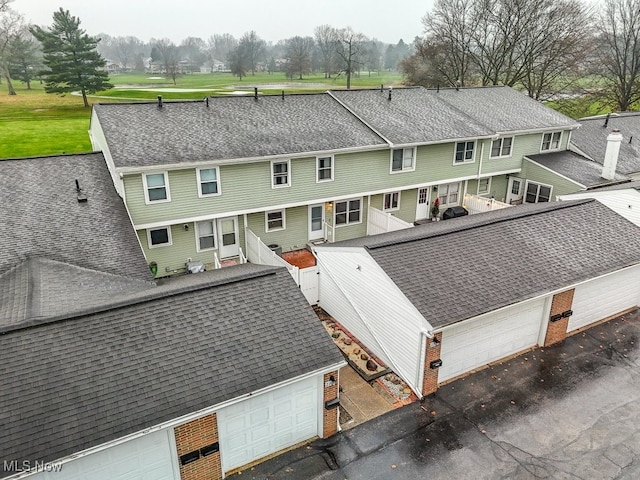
323,222 -> 335,243
367,207 -> 414,236
463,194 -> 512,215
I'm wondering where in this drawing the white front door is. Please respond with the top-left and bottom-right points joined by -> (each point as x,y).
506,177 -> 524,204
308,204 -> 325,240
218,216 -> 239,258
416,187 -> 430,220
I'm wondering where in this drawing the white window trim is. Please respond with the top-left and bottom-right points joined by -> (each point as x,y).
142,171 -> 171,205
437,182 -> 461,207
524,180 -> 553,203
477,177 -> 491,196
196,167 -> 222,198
265,209 -> 286,232
453,141 -> 476,165
383,191 -> 401,212
195,219 -> 217,252
489,137 -> 514,159
316,155 -> 334,183
334,197 -> 363,227
390,147 -> 416,174
540,131 -> 563,152
147,226 -> 173,248
271,159 -> 291,188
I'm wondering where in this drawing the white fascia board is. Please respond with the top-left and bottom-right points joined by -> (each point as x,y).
523,156 -> 586,189
434,263 -> 640,334
4,362 -> 346,480
495,123 -> 581,136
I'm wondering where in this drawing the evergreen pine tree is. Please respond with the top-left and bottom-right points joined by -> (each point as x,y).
30,8 -> 112,107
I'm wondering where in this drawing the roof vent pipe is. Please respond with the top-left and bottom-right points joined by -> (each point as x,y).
281,90 -> 285,100
603,113 -> 610,128
437,84 -> 440,93
157,95 -> 163,108
75,179 -> 87,203
254,87 -> 258,101
205,97 -> 209,108
602,129 -> 623,180
388,86 -> 392,101
381,84 -> 384,92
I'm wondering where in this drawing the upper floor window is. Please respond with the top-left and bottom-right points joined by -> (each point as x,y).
391,147 -> 415,172
541,132 -> 562,151
490,137 -> 513,158
317,156 -> 334,182
525,181 -> 552,203
272,160 -> 290,188
143,172 -> 170,204
438,182 -> 460,206
454,141 -> 475,163
266,209 -> 286,231
197,168 -> 221,197
147,226 -> 172,248
335,198 -> 361,226
196,220 -> 216,251
383,191 -> 400,211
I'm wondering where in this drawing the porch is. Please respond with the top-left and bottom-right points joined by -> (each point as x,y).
462,194 -> 512,215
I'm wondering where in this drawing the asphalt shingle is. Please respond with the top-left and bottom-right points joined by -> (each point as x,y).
0,264 -> 343,474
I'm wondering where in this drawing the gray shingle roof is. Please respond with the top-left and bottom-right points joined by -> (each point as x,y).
0,264 -> 343,474
0,153 -> 151,281
526,151 -> 629,188
433,86 -> 578,133
571,113 -> 640,174
93,94 -> 387,168
329,87 -> 493,144
324,200 -> 640,329
0,258 -> 153,327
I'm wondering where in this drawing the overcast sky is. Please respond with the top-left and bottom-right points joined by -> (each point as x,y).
14,0 -> 433,44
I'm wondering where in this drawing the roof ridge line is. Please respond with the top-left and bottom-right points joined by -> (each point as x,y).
0,266 -> 282,335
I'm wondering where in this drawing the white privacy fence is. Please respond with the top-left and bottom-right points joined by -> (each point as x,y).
367,207 -> 414,236
463,194 -> 512,215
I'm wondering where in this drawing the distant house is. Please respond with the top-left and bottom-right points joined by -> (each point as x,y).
313,200 -> 640,396
88,86 -> 579,278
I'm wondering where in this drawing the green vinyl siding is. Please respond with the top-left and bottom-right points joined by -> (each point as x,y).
488,175 -> 509,203
333,200 -> 368,242
521,159 -> 584,200
246,205 -> 310,253
370,188 -> 418,225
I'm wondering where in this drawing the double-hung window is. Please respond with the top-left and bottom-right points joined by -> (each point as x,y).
541,132 -> 562,151
197,168 -> 220,197
266,210 -> 286,231
524,181 -> 552,203
196,220 -> 216,251
272,160 -> 290,187
391,148 -> 415,172
383,192 -> 400,211
454,141 -> 475,163
478,178 -> 491,195
143,172 -> 170,203
317,156 -> 334,182
147,226 -> 172,248
490,137 -> 513,158
335,199 -> 361,226
438,182 -> 460,206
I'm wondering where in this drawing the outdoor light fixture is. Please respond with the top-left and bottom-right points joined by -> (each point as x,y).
562,310 -> 574,318
183,224 -> 189,231
550,314 -> 563,323
430,359 -> 443,369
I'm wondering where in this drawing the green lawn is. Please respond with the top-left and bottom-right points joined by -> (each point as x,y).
0,71 -> 404,158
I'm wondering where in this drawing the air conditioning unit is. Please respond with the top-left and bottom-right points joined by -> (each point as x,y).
186,260 -> 206,274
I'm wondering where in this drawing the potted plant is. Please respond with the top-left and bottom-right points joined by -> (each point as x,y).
431,197 -> 440,221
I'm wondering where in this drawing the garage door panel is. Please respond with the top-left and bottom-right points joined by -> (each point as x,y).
218,376 -> 320,472
569,268 -> 640,332
439,300 -> 545,382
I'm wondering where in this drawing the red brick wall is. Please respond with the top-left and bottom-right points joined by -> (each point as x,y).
422,332 -> 442,396
544,289 -> 575,346
323,371 -> 339,438
174,413 -> 222,480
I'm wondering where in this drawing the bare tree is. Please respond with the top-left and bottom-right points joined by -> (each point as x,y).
238,31 -> 265,75
154,38 -> 180,85
334,27 -> 368,89
314,24 -> 338,78
0,5 -> 23,95
596,0 -> 640,111
113,36 -> 143,71
285,36 -> 313,79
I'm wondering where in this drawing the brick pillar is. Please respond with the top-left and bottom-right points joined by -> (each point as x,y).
544,289 -> 575,346
174,413 -> 222,480
423,332 -> 442,396
322,371 -> 339,438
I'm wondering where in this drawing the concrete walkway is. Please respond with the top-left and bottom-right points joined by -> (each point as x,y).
339,367 -> 393,429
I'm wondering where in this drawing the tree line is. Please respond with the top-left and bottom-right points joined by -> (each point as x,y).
400,0 -> 640,112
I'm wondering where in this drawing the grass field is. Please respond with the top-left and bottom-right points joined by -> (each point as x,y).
0,71 -> 403,158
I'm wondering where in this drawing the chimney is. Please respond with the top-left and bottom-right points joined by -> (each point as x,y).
157,95 -> 163,108
602,129 -> 623,180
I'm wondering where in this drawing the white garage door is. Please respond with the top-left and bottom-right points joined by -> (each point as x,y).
217,375 -> 320,473
32,430 -> 176,480
439,299 -> 546,382
569,267 -> 640,332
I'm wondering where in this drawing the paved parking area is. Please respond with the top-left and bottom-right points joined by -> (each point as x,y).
231,309 -> 640,479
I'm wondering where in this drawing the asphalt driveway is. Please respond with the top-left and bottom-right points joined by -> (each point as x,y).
231,309 -> 640,479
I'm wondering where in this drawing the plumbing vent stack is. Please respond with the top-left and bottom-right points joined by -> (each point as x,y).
157,95 -> 163,108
